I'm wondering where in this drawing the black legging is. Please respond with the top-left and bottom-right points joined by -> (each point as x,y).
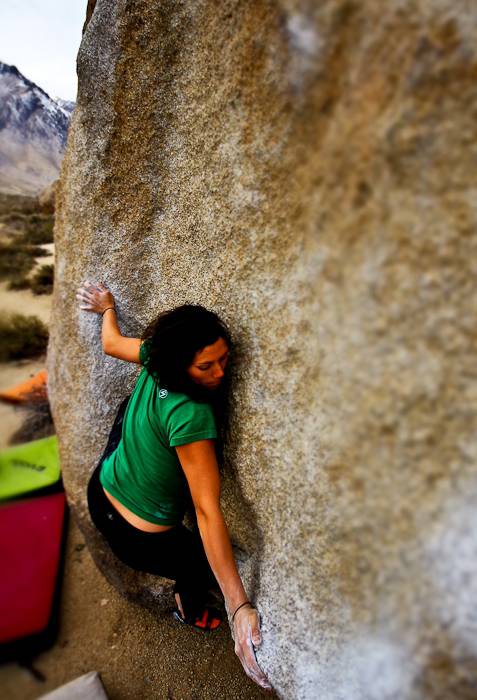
87,395 -> 219,620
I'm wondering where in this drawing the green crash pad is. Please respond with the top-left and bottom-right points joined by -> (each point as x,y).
0,435 -> 60,501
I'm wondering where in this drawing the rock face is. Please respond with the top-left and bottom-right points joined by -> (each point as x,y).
48,1 -> 477,698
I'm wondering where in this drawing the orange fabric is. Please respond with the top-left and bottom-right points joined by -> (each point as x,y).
0,369 -> 48,404
194,609 -> 221,630
176,607 -> 221,630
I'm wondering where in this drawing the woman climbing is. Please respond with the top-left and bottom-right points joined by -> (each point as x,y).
77,280 -> 271,691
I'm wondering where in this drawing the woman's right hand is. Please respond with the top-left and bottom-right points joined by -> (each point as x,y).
233,605 -> 272,691
76,280 -> 116,315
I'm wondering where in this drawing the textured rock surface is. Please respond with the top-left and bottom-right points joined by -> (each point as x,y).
48,1 -> 477,698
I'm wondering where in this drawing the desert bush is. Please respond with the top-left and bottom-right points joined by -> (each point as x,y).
0,193 -> 37,216
7,276 -> 31,291
19,215 -> 54,245
0,312 -> 49,361
0,239 -> 48,281
0,211 -> 30,231
30,264 -> 54,295
8,390 -> 55,445
1,214 -> 54,245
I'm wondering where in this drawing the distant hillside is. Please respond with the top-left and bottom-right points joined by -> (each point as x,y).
0,62 -> 75,196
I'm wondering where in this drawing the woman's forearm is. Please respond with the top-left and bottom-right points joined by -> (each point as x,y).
196,507 -> 248,613
101,308 -> 122,352
198,509 -> 271,690
76,281 -> 122,352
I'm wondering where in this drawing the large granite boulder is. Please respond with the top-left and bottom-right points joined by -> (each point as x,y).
48,1 -> 477,698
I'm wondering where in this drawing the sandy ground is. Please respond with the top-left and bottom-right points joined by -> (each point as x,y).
0,242 -> 53,327
0,281 -> 51,325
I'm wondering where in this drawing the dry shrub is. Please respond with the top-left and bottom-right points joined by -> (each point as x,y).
0,239 -> 46,281
30,264 -> 54,295
8,388 -> 55,445
7,276 -> 31,291
0,312 -> 49,361
17,215 -> 54,245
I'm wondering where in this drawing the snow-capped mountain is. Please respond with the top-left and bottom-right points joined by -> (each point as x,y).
0,61 -> 75,196
54,98 -> 76,118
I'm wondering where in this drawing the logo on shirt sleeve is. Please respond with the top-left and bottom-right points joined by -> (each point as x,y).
159,389 -> 168,399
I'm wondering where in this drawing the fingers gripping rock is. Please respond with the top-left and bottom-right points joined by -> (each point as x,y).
233,607 -> 272,691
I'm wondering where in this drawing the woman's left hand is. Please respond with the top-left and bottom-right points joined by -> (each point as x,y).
76,280 -> 115,315
233,605 -> 272,691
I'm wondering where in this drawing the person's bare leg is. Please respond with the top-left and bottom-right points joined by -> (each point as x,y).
175,592 -> 185,618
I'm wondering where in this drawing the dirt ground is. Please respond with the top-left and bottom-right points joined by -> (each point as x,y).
0,281 -> 51,322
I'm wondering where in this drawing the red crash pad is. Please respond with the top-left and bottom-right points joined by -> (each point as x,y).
0,491 -> 66,645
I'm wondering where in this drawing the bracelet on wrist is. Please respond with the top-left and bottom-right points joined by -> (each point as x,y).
231,601 -> 254,623
101,306 -> 116,316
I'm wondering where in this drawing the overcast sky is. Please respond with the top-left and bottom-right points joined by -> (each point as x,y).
0,0 -> 85,101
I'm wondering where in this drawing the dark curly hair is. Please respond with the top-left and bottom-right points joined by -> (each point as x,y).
140,304 -> 232,404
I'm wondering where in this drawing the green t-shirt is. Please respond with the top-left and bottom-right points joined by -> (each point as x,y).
99,339 -> 218,525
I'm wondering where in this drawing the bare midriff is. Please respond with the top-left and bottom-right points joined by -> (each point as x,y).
102,486 -> 175,533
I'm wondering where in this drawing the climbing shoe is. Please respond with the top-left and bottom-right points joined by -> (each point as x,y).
172,606 -> 222,631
